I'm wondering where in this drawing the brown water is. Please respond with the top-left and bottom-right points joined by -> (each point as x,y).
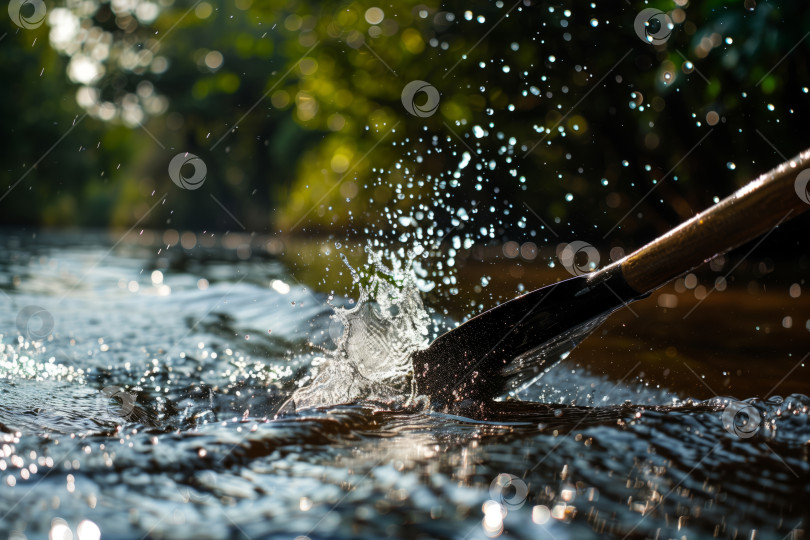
1,230 -> 809,539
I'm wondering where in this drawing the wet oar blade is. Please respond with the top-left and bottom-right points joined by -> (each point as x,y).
412,266 -> 645,405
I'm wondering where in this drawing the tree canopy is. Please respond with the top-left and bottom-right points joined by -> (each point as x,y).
2,0 -> 809,252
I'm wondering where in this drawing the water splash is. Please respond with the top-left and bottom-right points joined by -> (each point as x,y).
284,246 -> 431,411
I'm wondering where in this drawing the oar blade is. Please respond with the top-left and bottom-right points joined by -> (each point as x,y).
412,266 -> 644,405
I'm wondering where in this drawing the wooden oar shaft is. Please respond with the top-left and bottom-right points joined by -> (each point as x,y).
606,148 -> 810,295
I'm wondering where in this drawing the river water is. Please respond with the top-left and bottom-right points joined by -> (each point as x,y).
1,230 -> 808,539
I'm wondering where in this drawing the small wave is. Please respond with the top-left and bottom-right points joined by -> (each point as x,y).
287,246 -> 430,411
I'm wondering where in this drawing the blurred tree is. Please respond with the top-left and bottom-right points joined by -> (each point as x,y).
1,0 -> 808,252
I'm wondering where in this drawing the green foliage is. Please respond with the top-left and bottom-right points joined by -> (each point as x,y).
1,0 -> 808,247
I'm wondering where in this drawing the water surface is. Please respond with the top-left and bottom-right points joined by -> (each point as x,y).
1,231 -> 808,539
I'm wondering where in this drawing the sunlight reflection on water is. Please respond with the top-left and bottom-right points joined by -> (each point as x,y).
0,232 -> 808,539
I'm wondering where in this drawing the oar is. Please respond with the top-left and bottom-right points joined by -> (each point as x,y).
412,148 -> 810,407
